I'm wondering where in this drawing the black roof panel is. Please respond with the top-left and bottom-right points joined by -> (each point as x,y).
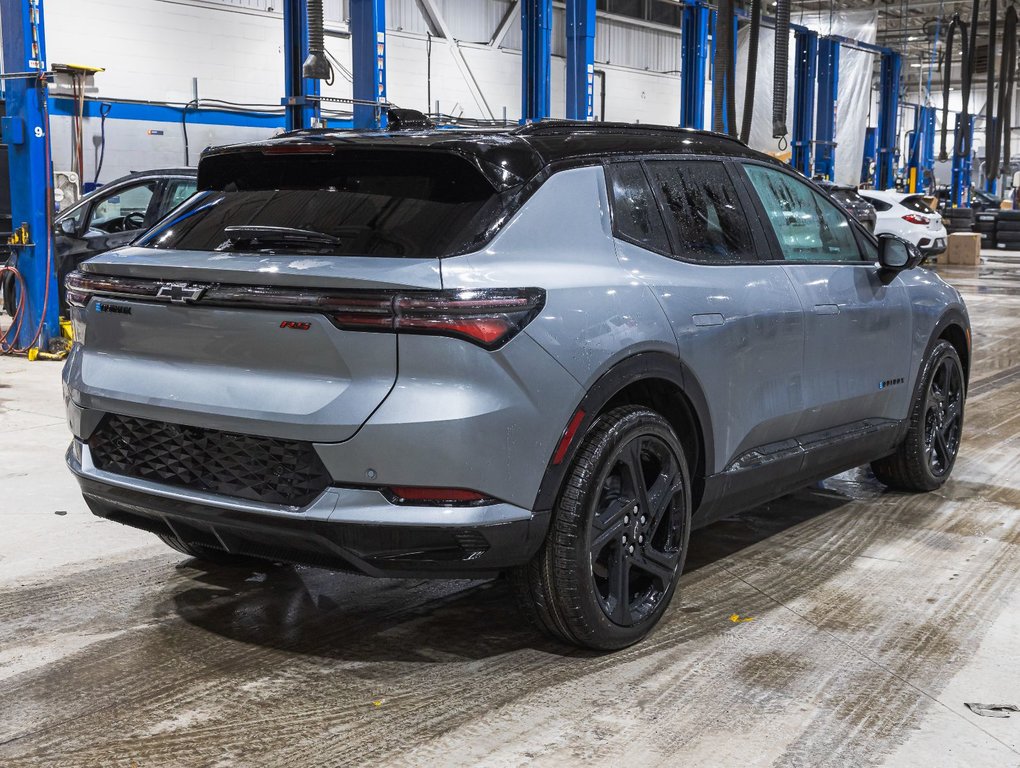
200,120 -> 783,191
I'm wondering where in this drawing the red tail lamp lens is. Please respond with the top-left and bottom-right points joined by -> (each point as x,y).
902,214 -> 930,225
386,486 -> 494,506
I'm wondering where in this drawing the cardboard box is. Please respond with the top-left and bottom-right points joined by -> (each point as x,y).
947,232 -> 981,265
1000,200 -> 1014,210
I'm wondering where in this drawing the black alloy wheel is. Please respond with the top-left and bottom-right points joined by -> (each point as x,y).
872,340 -> 965,491
589,433 -> 686,627
923,355 -> 964,478
510,406 -> 692,650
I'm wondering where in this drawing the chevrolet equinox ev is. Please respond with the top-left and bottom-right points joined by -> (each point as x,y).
64,121 -> 970,650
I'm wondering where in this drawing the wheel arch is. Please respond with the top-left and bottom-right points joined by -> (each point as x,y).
930,308 -> 971,389
531,352 -> 714,515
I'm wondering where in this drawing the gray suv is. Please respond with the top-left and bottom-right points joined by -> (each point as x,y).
63,121 -> 970,650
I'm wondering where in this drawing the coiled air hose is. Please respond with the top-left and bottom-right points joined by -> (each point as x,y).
939,15 -> 968,162
740,0 -> 761,144
998,7 -> 1018,176
713,0 -> 737,137
772,0 -> 790,138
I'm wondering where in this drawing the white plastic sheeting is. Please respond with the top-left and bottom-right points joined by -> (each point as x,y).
735,10 -> 877,185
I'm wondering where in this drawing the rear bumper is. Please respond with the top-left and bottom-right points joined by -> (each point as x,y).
68,443 -> 548,578
918,236 -> 947,255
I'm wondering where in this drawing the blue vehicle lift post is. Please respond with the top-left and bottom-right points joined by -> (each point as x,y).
1,0 -> 59,349
521,0 -> 552,121
680,1 -> 709,129
791,29 -> 817,176
350,0 -> 386,129
813,36 -> 839,180
876,50 -> 900,190
906,104 -> 935,193
282,0 -> 320,130
565,0 -> 596,120
950,114 -> 974,207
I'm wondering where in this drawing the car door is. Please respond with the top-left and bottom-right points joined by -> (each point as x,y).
739,162 -> 914,435
606,158 -> 805,484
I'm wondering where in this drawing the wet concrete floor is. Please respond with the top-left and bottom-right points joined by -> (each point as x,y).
2,254 -> 1020,767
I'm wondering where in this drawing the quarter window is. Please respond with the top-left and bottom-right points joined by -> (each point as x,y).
644,160 -> 755,263
606,162 -> 671,254
745,165 -> 863,262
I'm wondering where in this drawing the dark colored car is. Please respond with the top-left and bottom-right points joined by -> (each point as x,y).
2,168 -> 197,316
816,181 -> 877,232
969,187 -> 1002,212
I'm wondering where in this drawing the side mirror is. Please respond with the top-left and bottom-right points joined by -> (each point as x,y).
56,218 -> 77,236
877,234 -> 922,271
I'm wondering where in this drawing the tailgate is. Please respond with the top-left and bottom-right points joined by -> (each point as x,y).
66,251 -> 442,443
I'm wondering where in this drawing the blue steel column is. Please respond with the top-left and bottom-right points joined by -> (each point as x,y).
877,51 -> 901,190
351,0 -> 386,129
1,0 -> 58,347
566,0 -> 595,120
813,37 -> 839,180
791,29 -> 817,176
282,0 -> 320,130
522,0 -> 552,121
951,114 -> 974,206
861,126 -> 877,184
907,105 -> 935,193
680,1 -> 709,129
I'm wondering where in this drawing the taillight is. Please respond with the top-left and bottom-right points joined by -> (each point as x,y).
902,214 -> 930,225
64,272 -> 545,350
333,288 -> 546,349
385,486 -> 494,506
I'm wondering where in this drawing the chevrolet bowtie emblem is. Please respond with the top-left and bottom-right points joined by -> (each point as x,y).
156,283 -> 207,304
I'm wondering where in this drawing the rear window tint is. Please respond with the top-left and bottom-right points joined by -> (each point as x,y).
864,196 -> 893,212
606,162 -> 671,254
901,195 -> 935,214
645,160 -> 754,263
140,151 -> 501,258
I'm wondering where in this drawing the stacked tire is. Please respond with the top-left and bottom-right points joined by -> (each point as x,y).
995,209 -> 1020,251
975,211 -> 998,249
943,207 -> 975,234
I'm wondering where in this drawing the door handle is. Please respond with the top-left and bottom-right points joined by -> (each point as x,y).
814,304 -> 840,315
692,313 -> 725,327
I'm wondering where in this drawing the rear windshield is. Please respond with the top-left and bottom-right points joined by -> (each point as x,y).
901,195 -> 935,214
140,150 -> 502,257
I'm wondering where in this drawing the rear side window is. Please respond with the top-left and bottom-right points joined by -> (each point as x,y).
866,196 -> 893,212
644,160 -> 755,263
606,162 -> 671,254
744,164 -> 863,263
141,151 -> 500,258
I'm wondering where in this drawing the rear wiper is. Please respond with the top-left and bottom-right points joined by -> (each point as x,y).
219,225 -> 342,248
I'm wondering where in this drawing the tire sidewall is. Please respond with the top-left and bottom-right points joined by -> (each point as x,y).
555,408 -> 692,650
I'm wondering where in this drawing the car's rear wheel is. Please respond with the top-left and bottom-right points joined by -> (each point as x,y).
156,532 -> 266,567
871,340 -> 965,492
510,406 -> 691,650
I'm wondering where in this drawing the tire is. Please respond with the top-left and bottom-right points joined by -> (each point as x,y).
996,209 -> 1020,222
509,406 -> 692,650
994,232 -> 1020,243
871,340 -> 965,492
995,220 -> 1020,232
156,532 -> 265,567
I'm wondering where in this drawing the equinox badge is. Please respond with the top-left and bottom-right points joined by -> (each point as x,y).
156,282 -> 208,304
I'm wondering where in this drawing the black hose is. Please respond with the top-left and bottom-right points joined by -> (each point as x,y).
307,0 -> 324,59
740,0 -> 761,144
713,0 -> 736,136
939,15 -> 967,162
1000,7 -> 1018,175
772,0 -> 790,138
985,0 -> 999,179
93,102 -> 111,185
